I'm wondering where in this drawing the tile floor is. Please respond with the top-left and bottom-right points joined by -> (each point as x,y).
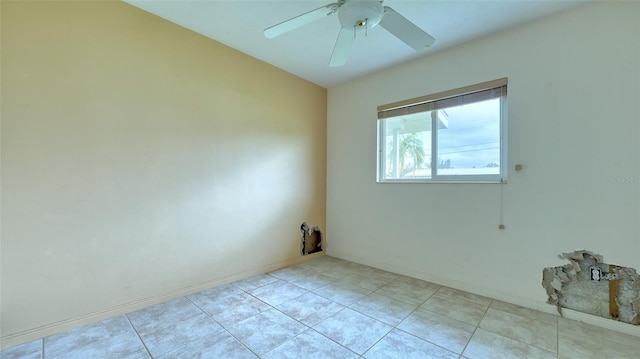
2,256 -> 639,359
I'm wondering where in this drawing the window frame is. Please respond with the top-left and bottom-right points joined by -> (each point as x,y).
377,78 -> 508,183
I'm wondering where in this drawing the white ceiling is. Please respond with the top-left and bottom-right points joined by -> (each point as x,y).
124,0 -> 589,88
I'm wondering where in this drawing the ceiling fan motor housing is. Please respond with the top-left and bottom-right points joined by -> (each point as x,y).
339,0 -> 384,29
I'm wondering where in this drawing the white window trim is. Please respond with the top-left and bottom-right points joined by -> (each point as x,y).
377,78 -> 508,184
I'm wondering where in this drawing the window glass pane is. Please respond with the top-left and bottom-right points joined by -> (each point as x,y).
382,113 -> 431,179
436,98 -> 501,176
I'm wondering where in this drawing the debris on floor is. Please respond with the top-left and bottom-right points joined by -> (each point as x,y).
300,222 -> 323,255
542,250 -> 640,325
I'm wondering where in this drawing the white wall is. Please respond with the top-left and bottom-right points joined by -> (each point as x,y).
327,0 -> 639,331
1,1 -> 326,347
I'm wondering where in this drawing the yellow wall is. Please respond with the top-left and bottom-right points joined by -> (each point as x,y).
0,0 -> 326,344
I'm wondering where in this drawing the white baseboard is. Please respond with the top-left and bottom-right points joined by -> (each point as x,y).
328,252 -> 640,338
0,252 -> 325,350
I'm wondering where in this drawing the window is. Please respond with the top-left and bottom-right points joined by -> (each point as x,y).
377,78 -> 507,183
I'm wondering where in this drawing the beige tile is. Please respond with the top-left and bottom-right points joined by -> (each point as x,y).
127,297 -> 203,328
155,332 -> 257,359
364,329 -> 458,359
321,265 -> 364,280
268,265 -> 312,282
298,256 -> 341,268
276,292 -> 345,326
0,339 -> 42,359
249,280 -> 308,307
395,275 -> 440,289
45,315 -> 148,359
192,292 -> 270,327
297,257 -> 327,267
351,292 -> 417,326
490,300 -> 557,325
313,282 -> 371,305
134,313 -> 225,357
558,317 -> 640,359
421,291 -> 489,326
334,259 -> 370,273
479,308 -> 557,353
360,266 -> 400,282
300,257 -> 364,279
436,287 -> 492,307
314,308 -> 392,355
375,278 -> 439,306
397,308 -> 476,354
286,271 -> 335,291
188,283 -> 244,303
232,273 -> 279,291
226,309 -> 307,356
262,329 -> 359,359
338,272 -> 394,291
463,328 -> 556,359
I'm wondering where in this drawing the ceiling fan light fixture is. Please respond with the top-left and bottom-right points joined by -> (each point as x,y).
338,0 -> 383,29
263,0 -> 435,67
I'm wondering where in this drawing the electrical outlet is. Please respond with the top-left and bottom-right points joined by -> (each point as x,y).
590,265 -> 618,281
590,266 -> 602,281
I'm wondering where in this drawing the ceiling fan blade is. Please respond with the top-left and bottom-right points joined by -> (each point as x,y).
380,6 -> 435,51
329,27 -> 355,67
264,3 -> 340,38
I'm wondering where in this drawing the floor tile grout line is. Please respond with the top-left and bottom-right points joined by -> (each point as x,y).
233,303 -> 309,358
459,298 -> 494,357
475,328 -> 559,357
473,303 -> 561,356
307,327 -> 362,358
134,296 -> 234,358
193,292 -> 277,359
385,288 -> 474,356
392,326 -> 463,357
218,314 -> 264,359
346,302 -> 409,328
309,306 -> 386,357
343,285 -> 468,355
240,277 -> 284,293
123,313 -> 153,358
431,288 -> 494,310
359,327 -> 393,357
256,314 -> 360,358
183,295 -> 213,317
489,300 -> 562,327
359,290 -> 427,358
266,272 -> 398,357
235,272 -> 371,357
375,285 -> 533,357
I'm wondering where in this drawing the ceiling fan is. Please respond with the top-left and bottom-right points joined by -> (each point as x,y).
264,0 -> 436,67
